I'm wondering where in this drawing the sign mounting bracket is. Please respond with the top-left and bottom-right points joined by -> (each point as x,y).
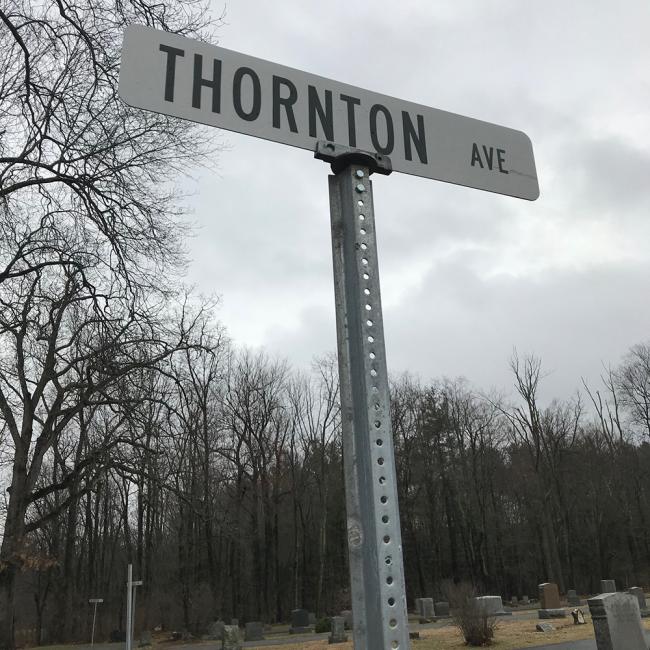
315,141 -> 393,176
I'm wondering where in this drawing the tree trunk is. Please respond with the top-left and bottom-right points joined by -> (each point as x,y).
0,446 -> 30,650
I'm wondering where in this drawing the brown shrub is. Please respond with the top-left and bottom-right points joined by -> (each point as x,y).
447,582 -> 497,646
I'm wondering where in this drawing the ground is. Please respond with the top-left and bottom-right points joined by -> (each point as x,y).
240,612 -> 650,649
31,610 -> 650,650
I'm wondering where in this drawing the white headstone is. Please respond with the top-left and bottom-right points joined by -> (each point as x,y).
588,592 -> 646,650
474,596 -> 510,616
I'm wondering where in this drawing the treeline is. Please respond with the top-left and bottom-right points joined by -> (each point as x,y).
6,340 -> 650,644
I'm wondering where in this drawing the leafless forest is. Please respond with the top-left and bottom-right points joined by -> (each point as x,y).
1,1 -> 650,648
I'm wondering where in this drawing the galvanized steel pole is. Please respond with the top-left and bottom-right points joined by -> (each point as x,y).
318,142 -> 410,650
90,601 -> 98,648
126,564 -> 132,650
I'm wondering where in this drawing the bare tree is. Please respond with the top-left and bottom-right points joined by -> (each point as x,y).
502,352 -> 581,592
288,354 -> 340,615
616,342 -> 650,438
0,1 -> 223,646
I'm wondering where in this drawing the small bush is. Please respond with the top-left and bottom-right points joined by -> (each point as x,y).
315,617 -> 331,633
447,582 -> 497,646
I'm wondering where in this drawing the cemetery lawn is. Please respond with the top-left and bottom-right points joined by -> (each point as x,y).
247,616 -> 650,650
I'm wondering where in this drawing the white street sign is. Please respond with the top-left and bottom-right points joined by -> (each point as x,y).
119,25 -> 539,200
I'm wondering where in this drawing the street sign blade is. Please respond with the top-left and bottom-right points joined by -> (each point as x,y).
119,25 -> 538,200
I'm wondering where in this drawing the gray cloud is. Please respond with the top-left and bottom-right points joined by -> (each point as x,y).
183,0 -> 650,403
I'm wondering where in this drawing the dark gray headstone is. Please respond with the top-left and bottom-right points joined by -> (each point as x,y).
110,630 -> 126,642
308,612 -> 316,626
138,631 -> 152,647
536,622 -> 555,632
207,621 -> 225,640
567,589 -> 581,606
291,608 -> 310,627
600,579 -> 616,593
244,622 -> 264,642
340,610 -> 353,630
328,617 -> 347,644
434,601 -> 450,617
627,587 -> 647,611
414,598 -> 424,616
521,595 -> 530,605
222,625 -> 241,650
538,608 -> 567,619
290,608 -> 312,634
418,597 -> 435,622
511,596 -> 518,607
588,592 -> 646,650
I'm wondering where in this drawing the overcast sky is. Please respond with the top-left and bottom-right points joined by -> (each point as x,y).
183,0 -> 650,403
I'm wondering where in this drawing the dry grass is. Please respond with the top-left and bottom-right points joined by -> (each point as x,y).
33,614 -> 650,650
246,615 -> 650,650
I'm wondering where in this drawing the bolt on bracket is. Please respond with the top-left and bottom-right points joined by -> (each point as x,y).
314,141 -> 393,176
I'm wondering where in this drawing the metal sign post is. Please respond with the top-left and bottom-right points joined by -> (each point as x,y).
316,143 -> 409,649
126,565 -> 132,650
88,598 -> 103,648
125,565 -> 142,650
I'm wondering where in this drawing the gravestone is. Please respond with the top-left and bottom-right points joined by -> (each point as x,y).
244,622 -> 264,642
627,587 -> 648,616
538,582 -> 566,619
230,618 -> 239,627
600,579 -> 616,593
474,596 -> 511,617
539,608 -> 566,619
414,598 -> 424,616
328,617 -> 347,644
511,596 -> 518,607
139,631 -> 152,646
588,592 -> 646,650
309,612 -> 316,625
521,595 -> 530,605
435,601 -> 450,617
207,621 -> 225,640
221,625 -> 241,650
572,609 -> 586,625
536,623 -> 555,632
418,597 -> 435,623
567,589 -> 581,606
290,608 -> 312,634
539,583 -> 561,609
341,610 -> 353,630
